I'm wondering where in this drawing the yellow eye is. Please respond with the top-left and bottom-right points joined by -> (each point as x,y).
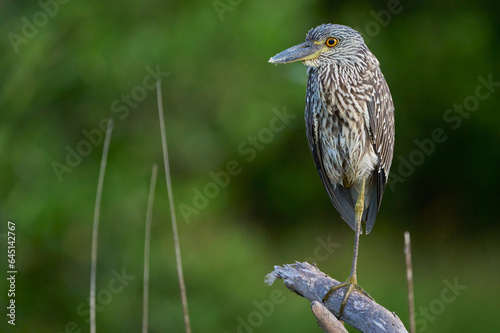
325,37 -> 338,47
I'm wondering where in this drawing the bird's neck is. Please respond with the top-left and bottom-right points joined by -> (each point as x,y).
308,63 -> 364,91
308,50 -> 379,89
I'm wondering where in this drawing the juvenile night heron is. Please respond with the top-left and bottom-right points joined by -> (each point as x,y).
269,24 -> 395,317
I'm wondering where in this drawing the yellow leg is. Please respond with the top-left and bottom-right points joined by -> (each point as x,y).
322,178 -> 373,318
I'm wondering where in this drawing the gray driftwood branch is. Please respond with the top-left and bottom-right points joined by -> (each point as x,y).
311,301 -> 349,333
265,262 -> 408,333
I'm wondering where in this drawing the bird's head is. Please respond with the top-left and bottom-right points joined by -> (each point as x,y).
269,24 -> 367,68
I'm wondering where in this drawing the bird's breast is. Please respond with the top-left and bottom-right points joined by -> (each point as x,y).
308,67 -> 378,186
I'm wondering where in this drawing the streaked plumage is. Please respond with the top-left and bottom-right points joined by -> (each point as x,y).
303,24 -> 394,234
269,23 -> 395,317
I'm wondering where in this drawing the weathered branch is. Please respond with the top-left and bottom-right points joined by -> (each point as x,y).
311,301 -> 348,333
265,262 -> 408,333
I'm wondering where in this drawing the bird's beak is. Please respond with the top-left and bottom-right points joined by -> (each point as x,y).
269,41 -> 324,64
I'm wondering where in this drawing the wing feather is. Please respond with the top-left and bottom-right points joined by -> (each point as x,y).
364,67 -> 395,233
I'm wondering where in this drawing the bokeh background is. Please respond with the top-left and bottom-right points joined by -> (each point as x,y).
1,0 -> 500,332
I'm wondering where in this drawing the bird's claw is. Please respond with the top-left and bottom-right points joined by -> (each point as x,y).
322,278 -> 373,318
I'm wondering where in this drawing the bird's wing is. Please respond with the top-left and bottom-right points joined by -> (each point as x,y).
304,71 -> 357,230
364,66 -> 395,232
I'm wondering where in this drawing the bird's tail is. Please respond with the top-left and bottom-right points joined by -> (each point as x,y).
330,183 -> 378,235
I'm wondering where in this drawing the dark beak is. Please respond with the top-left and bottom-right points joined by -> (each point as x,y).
269,41 -> 324,64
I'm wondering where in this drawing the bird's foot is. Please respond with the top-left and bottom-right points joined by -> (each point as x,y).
322,275 -> 373,318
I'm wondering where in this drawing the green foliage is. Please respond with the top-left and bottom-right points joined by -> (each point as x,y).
1,0 -> 499,331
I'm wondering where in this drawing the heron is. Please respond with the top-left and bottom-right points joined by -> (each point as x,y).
269,23 -> 395,317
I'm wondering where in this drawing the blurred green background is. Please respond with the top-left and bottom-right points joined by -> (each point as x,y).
1,0 -> 500,332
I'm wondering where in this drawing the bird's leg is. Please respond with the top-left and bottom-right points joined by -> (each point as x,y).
322,178 -> 373,318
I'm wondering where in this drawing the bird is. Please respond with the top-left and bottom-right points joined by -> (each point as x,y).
269,23 -> 395,318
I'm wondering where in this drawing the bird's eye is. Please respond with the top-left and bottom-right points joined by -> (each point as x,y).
325,37 -> 338,47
